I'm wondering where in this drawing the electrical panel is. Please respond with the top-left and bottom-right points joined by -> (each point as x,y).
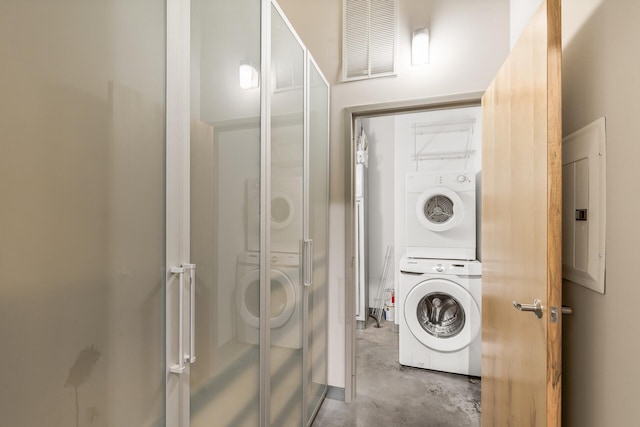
562,117 -> 606,294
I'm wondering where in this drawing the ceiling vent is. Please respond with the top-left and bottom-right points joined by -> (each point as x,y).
342,0 -> 398,81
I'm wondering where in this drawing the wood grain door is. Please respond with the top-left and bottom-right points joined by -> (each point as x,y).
481,0 -> 562,425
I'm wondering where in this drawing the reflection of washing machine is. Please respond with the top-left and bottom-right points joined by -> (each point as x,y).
406,171 -> 476,260
236,251 -> 302,349
247,177 -> 302,253
399,257 -> 481,376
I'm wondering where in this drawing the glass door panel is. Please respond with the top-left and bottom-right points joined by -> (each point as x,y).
306,58 -> 330,424
269,4 -> 305,426
190,0 -> 262,426
0,1 -> 166,426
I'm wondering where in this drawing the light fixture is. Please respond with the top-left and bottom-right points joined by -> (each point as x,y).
239,61 -> 259,90
411,27 -> 430,65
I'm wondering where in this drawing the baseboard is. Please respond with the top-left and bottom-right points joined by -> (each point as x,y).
393,323 -> 399,333
326,385 -> 345,401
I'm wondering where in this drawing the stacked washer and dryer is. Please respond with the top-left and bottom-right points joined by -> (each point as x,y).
236,176 -> 303,349
399,171 -> 482,377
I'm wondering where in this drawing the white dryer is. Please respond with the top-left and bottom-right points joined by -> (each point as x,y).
405,171 -> 476,260
247,177 -> 302,254
236,251 -> 302,349
398,257 -> 481,376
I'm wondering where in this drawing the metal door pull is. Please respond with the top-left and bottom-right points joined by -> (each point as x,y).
169,267 -> 185,374
512,299 -> 543,319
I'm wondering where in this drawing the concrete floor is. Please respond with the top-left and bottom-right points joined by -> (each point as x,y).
312,319 -> 481,427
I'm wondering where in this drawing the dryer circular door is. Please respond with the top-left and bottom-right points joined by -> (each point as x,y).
237,268 -> 296,328
416,187 -> 465,232
247,192 -> 296,230
271,191 -> 295,230
404,278 -> 480,352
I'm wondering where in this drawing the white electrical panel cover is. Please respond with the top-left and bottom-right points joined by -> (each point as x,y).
562,117 -> 606,294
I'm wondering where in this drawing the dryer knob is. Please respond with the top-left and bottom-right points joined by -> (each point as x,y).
457,175 -> 467,183
434,265 -> 445,273
271,255 -> 278,264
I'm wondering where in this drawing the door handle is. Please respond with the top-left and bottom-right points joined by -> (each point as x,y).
168,264 -> 197,375
303,239 -> 313,287
169,266 -> 185,374
183,263 -> 196,364
512,299 -> 543,319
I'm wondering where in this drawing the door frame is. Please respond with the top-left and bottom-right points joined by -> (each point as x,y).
343,91 -> 484,402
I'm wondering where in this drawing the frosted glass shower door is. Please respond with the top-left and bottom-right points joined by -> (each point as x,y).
269,4 -> 306,426
189,0 -> 263,426
305,56 -> 330,425
188,1 -> 329,425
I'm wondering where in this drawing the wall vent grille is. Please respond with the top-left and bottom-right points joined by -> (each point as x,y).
343,0 -> 398,81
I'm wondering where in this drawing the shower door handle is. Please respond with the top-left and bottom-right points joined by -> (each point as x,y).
303,239 -> 313,287
183,263 -> 196,364
169,266 -> 185,374
169,263 -> 196,374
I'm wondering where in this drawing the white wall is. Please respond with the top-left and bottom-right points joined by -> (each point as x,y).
359,116 -> 396,308
562,1 -> 640,425
280,0 -> 509,389
510,0 -> 543,47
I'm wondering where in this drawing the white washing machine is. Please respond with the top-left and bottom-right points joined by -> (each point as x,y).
247,177 -> 302,254
399,257 -> 482,376
405,171 -> 476,260
236,251 -> 302,349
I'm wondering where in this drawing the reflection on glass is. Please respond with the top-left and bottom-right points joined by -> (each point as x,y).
307,59 -> 330,422
190,0 -> 262,425
270,5 -> 305,426
244,278 -> 290,320
272,195 -> 293,226
0,1 -> 166,425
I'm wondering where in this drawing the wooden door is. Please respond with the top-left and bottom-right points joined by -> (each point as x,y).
481,0 -> 562,425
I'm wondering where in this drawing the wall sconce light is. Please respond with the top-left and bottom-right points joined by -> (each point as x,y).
239,61 -> 259,89
411,28 -> 430,65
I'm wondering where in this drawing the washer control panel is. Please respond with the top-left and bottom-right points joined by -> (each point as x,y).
401,257 -> 482,276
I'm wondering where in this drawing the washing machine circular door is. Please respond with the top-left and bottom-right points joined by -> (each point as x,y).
416,187 -> 465,232
404,278 -> 480,353
237,268 -> 296,329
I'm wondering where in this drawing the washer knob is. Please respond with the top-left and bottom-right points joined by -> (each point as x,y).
434,264 -> 445,273
457,175 -> 467,183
